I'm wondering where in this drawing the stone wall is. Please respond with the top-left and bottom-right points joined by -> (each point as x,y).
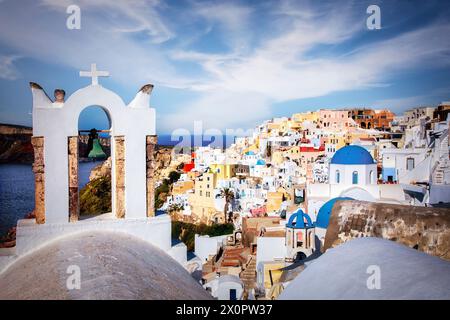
114,136 -> 125,218
146,135 -> 157,217
31,137 -> 45,224
0,124 -> 32,135
0,134 -> 33,164
323,200 -> 450,261
68,137 -> 79,222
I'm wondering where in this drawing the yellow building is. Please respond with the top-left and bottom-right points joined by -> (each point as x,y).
209,164 -> 237,180
348,130 -> 372,143
187,171 -> 200,180
267,122 -> 281,132
188,172 -> 223,224
261,261 -> 286,292
172,180 -> 195,195
286,119 -> 302,131
267,192 -> 284,213
283,146 -> 301,160
278,120 -> 290,134
271,151 -> 285,165
242,143 -> 259,156
325,132 -> 347,154
292,111 -> 319,123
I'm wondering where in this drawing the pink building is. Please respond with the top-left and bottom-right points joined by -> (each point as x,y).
319,109 -> 351,130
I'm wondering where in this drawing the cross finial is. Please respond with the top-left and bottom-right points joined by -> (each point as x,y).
79,63 -> 109,86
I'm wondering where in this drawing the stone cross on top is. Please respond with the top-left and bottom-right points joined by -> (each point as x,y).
79,63 -> 109,86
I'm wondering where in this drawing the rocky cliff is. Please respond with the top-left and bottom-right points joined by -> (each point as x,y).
0,124 -> 111,163
0,124 -> 33,163
79,147 -> 177,214
87,147 -> 175,183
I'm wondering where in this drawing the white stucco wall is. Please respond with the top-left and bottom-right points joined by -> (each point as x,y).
217,275 -> 244,300
194,234 -> 229,262
330,163 -> 377,185
256,237 -> 286,268
307,182 -> 407,215
168,242 -> 188,266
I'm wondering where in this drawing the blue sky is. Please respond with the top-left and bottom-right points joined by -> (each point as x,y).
0,0 -> 449,134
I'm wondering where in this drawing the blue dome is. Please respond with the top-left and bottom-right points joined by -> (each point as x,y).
315,197 -> 353,229
331,145 -> 374,165
256,159 -> 266,165
287,209 -> 313,229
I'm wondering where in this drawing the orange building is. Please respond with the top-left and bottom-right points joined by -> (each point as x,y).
374,109 -> 395,130
348,109 -> 376,129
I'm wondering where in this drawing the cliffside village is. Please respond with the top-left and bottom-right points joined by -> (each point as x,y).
160,103 -> 450,300
1,75 -> 449,300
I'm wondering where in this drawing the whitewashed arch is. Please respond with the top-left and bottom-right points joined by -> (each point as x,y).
339,187 -> 376,202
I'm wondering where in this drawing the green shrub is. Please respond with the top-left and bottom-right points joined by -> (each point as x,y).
172,221 -> 234,251
79,176 -> 111,215
168,170 -> 181,184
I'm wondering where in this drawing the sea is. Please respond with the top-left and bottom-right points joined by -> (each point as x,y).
0,161 -> 98,236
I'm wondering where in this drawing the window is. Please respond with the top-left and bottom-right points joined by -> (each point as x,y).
336,170 -> 340,183
352,171 -> 359,184
370,170 -> 375,184
406,158 -> 415,171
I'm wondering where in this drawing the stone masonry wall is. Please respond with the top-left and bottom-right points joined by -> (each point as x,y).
114,136 -> 125,218
31,137 -> 45,224
323,200 -> 450,261
68,137 -> 79,222
146,135 -> 157,217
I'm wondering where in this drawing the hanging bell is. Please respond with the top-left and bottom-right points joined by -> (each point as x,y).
88,138 -> 106,159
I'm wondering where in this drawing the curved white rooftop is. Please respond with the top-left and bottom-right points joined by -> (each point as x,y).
0,231 -> 212,300
279,237 -> 450,300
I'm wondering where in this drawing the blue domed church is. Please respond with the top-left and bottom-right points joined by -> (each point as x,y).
306,145 -> 408,244
329,145 -> 377,185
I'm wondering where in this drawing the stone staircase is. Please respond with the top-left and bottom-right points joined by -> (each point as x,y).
433,158 -> 450,184
240,255 -> 257,292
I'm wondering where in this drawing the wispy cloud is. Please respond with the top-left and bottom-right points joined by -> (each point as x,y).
0,54 -> 21,80
40,0 -> 174,43
165,2 -> 450,130
0,0 -> 449,132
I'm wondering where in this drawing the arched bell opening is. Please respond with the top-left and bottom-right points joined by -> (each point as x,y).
68,105 -> 114,222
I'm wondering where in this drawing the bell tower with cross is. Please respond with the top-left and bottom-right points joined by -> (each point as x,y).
29,63 -> 157,225
0,63 -> 195,277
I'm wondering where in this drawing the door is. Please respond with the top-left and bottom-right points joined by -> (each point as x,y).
230,289 -> 237,300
